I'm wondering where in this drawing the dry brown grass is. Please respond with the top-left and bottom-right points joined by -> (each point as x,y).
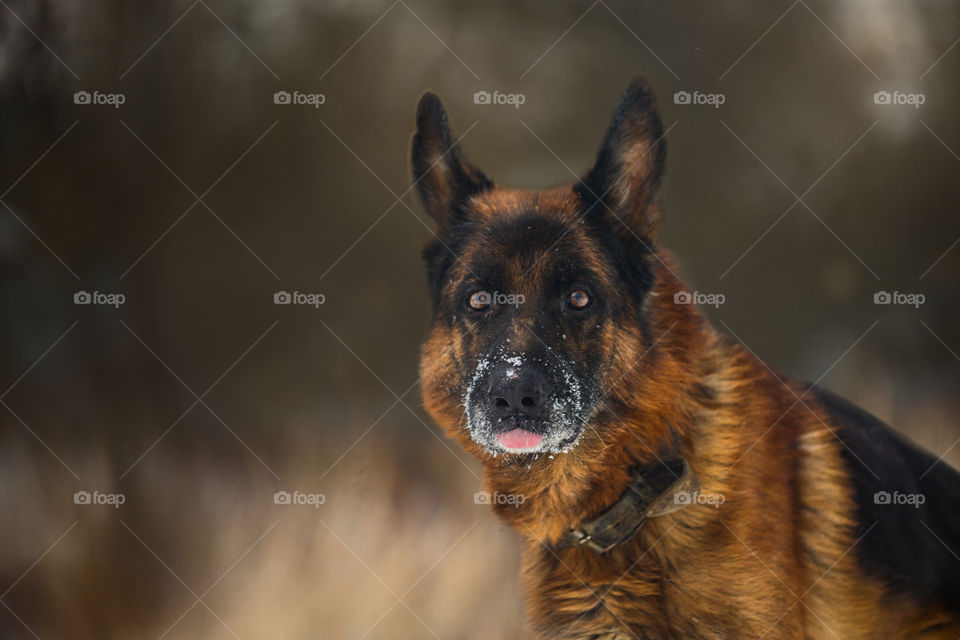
0,431 -> 528,640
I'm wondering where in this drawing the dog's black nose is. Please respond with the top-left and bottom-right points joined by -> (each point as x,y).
487,361 -> 546,419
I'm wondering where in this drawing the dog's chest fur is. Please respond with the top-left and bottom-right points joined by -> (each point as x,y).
520,513 -> 804,639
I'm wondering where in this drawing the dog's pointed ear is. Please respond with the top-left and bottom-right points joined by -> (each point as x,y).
577,78 -> 666,239
411,92 -> 493,230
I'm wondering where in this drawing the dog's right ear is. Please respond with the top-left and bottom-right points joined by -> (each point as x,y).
411,92 -> 492,230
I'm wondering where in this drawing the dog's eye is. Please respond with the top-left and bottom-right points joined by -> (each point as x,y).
468,290 -> 492,311
568,289 -> 591,309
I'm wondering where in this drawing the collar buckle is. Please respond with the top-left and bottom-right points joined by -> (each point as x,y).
567,528 -> 619,554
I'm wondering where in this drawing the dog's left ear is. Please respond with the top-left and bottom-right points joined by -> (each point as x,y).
577,78 -> 667,239
411,92 -> 493,230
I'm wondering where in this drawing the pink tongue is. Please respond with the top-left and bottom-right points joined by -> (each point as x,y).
497,428 -> 543,450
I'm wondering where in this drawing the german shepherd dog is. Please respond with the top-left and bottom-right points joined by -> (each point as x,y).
412,78 -> 960,639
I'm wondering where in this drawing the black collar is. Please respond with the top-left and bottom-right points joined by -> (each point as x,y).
555,457 -> 699,553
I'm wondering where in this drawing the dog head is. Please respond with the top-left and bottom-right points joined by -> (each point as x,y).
415,79 -> 687,462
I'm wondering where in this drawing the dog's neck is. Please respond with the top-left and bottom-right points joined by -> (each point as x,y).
479,380 -> 710,544
553,456 -> 699,553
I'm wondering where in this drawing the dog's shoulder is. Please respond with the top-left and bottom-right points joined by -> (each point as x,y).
813,387 -> 960,611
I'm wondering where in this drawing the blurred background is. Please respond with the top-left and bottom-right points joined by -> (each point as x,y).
0,0 -> 958,637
